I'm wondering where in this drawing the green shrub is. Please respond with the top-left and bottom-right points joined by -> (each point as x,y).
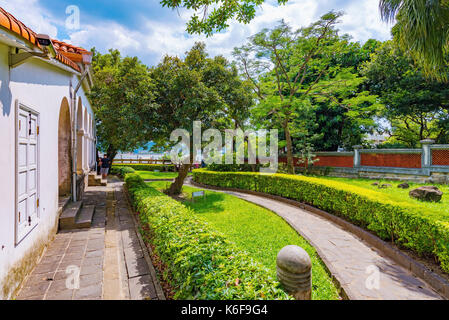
111,166 -> 135,177
193,169 -> 449,273
207,163 -> 263,172
124,173 -> 291,300
112,163 -> 175,172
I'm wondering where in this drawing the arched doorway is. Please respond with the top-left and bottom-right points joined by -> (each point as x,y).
76,98 -> 83,172
58,98 -> 72,196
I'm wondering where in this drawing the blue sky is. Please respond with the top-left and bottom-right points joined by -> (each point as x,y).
1,0 -> 393,66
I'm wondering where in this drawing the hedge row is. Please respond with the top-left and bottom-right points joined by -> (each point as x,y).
125,173 -> 291,300
112,163 -> 175,172
192,169 -> 449,273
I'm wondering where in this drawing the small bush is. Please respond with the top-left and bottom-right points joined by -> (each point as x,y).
207,163 -> 263,172
125,173 -> 291,300
111,166 -> 135,177
193,169 -> 449,274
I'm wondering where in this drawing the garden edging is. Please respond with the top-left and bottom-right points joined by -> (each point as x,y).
190,179 -> 449,299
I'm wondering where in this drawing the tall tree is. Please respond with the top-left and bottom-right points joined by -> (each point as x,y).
150,43 -> 253,195
89,49 -> 157,160
308,39 -> 383,151
234,12 -> 380,173
379,0 -> 449,80
362,41 -> 449,146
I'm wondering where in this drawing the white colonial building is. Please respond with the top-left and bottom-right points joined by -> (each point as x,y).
0,7 -> 96,299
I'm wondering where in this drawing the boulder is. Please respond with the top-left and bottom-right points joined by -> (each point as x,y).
398,183 -> 410,189
371,182 -> 379,186
379,184 -> 392,189
409,186 -> 443,202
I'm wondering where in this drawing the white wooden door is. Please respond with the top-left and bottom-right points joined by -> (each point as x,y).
16,103 -> 39,243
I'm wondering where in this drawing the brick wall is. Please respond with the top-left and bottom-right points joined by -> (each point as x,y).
360,153 -> 422,169
432,150 -> 449,166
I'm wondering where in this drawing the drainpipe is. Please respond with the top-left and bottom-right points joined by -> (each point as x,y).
71,69 -> 89,202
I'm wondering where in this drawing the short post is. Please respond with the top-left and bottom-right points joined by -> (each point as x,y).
420,139 -> 435,168
276,245 -> 312,300
353,145 -> 363,168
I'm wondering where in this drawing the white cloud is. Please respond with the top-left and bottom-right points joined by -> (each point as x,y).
66,22 -> 142,52
0,0 -> 59,37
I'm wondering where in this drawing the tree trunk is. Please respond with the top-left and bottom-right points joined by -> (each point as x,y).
167,163 -> 191,195
106,146 -> 117,162
284,121 -> 295,175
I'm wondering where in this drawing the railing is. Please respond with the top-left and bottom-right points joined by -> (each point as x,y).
288,140 -> 449,177
113,158 -> 172,165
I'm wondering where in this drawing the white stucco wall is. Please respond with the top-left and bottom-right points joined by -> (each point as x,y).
0,42 -> 95,299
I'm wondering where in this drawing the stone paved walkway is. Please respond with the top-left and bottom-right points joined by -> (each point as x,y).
16,178 -> 164,300
187,183 -> 443,300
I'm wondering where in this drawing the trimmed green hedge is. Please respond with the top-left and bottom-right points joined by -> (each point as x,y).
111,166 -> 135,177
112,163 -> 175,172
125,173 -> 291,300
193,169 -> 449,273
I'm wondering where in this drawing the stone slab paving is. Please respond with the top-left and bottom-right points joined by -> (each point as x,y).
16,179 -> 163,300
111,178 -> 164,300
188,183 -> 443,300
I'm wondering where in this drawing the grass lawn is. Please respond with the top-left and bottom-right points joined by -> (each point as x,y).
147,181 -> 340,300
136,171 -> 191,180
309,176 -> 449,222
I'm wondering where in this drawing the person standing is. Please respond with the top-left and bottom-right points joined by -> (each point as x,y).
100,154 -> 111,180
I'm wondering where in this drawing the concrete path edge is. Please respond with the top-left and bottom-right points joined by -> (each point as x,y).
122,186 -> 166,300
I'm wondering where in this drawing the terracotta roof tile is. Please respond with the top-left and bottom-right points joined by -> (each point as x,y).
0,6 -> 88,73
0,7 -> 40,47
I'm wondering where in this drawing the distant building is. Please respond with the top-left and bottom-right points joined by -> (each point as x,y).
366,132 -> 388,146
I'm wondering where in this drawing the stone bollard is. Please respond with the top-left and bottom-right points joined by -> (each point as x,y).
276,245 -> 312,300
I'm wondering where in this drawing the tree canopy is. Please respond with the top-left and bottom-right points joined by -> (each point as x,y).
161,0 -> 287,35
89,48 -> 157,160
363,41 -> 449,147
380,0 -> 449,81
150,42 -> 254,194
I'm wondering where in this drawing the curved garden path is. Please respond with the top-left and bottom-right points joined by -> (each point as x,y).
186,182 -> 443,300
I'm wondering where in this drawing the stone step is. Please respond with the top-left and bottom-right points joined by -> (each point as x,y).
88,173 -> 107,187
59,201 -> 83,230
75,205 -> 96,229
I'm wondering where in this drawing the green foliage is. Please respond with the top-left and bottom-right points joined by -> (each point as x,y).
362,41 -> 449,147
125,173 -> 292,300
233,13 -> 381,171
150,42 -> 254,194
193,169 -> 449,273
110,166 -> 135,177
163,183 -> 339,300
136,171 -> 181,180
379,0 -> 449,80
160,0 -> 288,36
89,49 -> 157,159
207,163 -> 262,172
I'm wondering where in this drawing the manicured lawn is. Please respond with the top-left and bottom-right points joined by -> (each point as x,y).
136,171 -> 191,180
147,181 -> 340,300
310,176 -> 449,222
